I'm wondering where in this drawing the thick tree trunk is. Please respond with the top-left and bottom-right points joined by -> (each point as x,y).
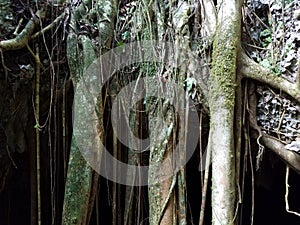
2,0 -> 300,224
62,0 -> 117,224
209,0 -> 242,224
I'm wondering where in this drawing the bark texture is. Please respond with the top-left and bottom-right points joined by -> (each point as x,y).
62,0 -> 117,224
209,0 -> 242,224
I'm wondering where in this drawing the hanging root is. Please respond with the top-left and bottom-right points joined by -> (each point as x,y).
285,166 -> 300,217
255,134 -> 264,171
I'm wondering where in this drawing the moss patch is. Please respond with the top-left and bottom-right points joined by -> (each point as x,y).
209,25 -> 238,110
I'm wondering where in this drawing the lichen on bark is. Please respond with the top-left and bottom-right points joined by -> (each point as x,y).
208,0 -> 242,224
62,0 -> 117,224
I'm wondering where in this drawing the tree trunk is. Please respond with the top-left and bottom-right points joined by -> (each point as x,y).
62,0 -> 117,224
209,0 -> 242,224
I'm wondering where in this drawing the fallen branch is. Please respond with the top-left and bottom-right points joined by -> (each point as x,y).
238,51 -> 300,103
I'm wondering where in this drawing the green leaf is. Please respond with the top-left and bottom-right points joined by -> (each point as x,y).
121,31 -> 130,40
185,77 -> 196,91
265,36 -> 272,43
260,59 -> 271,69
116,41 -> 124,47
260,29 -> 271,37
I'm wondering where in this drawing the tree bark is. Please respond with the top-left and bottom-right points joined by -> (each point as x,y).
62,0 -> 117,224
209,0 -> 242,224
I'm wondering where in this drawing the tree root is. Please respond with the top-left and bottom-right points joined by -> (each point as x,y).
31,11 -> 66,39
0,10 -> 46,51
261,135 -> 300,175
238,51 -> 300,103
285,167 -> 300,217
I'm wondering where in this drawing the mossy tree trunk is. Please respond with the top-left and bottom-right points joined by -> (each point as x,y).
62,0 -> 117,224
1,0 -> 300,224
208,0 -> 242,224
61,0 -> 300,224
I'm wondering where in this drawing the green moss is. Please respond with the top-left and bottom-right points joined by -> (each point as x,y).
62,139 -> 93,225
209,25 -> 238,110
